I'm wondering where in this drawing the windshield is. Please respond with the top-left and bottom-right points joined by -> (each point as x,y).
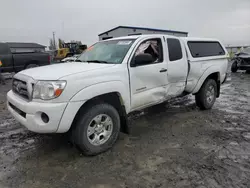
77,39 -> 135,64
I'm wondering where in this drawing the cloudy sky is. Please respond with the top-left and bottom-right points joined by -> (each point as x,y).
0,0 -> 249,47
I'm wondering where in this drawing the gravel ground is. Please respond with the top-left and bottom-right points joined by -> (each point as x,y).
0,72 -> 250,188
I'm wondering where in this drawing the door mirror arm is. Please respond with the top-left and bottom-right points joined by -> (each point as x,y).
130,58 -> 136,67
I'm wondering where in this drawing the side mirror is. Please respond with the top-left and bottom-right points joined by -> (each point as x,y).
133,53 -> 154,67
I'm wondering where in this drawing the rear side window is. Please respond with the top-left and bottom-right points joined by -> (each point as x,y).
10,48 -> 41,53
0,43 -> 9,54
167,38 -> 183,61
188,41 -> 225,58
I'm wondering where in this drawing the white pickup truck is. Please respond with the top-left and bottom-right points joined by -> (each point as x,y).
7,35 -> 228,155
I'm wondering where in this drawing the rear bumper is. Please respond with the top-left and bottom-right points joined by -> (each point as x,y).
222,73 -> 228,84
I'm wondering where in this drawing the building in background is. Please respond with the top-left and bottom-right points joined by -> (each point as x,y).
6,42 -> 46,53
98,26 -> 188,41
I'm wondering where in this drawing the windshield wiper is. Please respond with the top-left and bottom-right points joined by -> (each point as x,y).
75,59 -> 112,64
86,60 -> 110,64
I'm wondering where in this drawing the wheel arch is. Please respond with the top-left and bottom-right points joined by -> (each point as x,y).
24,60 -> 39,69
192,68 -> 221,98
70,92 -> 129,134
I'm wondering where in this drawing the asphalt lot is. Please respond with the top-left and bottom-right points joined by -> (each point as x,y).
0,72 -> 250,188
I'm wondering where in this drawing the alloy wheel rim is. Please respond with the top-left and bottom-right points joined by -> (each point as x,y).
87,114 -> 113,146
206,85 -> 215,104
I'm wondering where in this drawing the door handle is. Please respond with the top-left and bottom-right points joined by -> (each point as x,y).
159,68 -> 167,73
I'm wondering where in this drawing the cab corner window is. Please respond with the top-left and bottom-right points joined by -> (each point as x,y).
187,41 -> 225,58
133,38 -> 163,66
167,38 -> 183,61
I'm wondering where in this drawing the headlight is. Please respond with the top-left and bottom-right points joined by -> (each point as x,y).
33,81 -> 66,100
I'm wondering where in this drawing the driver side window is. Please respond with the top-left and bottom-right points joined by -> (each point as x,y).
133,38 -> 163,66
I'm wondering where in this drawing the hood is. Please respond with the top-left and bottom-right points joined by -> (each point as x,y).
19,62 -> 116,80
236,52 -> 250,59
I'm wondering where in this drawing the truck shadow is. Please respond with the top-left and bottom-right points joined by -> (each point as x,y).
128,95 -> 198,136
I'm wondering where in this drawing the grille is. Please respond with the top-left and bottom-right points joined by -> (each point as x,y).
12,79 -> 29,100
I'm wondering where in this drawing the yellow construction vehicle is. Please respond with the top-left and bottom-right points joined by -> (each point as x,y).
54,42 -> 87,61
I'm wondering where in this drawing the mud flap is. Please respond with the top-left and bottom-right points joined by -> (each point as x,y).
120,105 -> 130,134
217,81 -> 221,98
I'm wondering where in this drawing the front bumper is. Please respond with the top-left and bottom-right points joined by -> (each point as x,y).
238,65 -> 250,71
7,90 -> 67,133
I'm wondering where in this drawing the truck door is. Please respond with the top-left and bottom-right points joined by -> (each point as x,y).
128,37 -> 168,110
0,43 -> 13,72
165,37 -> 188,98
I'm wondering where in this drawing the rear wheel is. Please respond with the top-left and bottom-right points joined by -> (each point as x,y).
66,54 -> 73,58
73,103 -> 120,156
195,79 -> 217,110
231,61 -> 238,73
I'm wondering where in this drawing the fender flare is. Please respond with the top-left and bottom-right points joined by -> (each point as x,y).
70,81 -> 130,113
192,66 -> 220,94
57,81 -> 130,133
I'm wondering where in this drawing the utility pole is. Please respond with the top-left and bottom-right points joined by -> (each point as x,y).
52,32 -> 56,50
62,22 -> 64,40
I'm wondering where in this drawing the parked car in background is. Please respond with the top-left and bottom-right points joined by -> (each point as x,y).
61,54 -> 80,62
7,35 -> 228,156
231,47 -> 250,73
0,42 -> 51,73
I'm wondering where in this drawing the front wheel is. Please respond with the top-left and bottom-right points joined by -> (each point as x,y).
73,103 -> 120,156
195,79 -> 217,110
231,61 -> 238,73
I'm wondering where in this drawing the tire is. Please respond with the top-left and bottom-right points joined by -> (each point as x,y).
26,64 -> 38,69
231,61 -> 238,73
73,103 -> 120,156
66,54 -> 73,58
195,79 -> 217,110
